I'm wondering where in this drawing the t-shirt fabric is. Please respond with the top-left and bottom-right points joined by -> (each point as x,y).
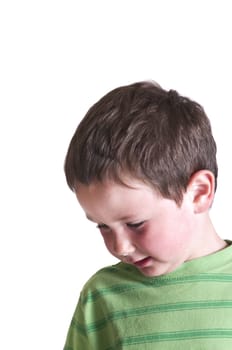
64,242 -> 232,349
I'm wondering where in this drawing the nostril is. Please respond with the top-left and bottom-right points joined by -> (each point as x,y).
113,239 -> 135,257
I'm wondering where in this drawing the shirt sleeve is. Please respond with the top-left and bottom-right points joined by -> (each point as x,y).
63,294 -> 91,350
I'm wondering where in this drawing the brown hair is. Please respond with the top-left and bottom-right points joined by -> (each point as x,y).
64,81 -> 217,205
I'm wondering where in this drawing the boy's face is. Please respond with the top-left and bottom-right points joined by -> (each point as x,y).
75,179 -> 199,277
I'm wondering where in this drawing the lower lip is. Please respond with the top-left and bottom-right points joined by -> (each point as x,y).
134,257 -> 152,268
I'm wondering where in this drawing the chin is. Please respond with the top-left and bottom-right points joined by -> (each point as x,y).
139,264 -> 176,277
138,266 -> 163,277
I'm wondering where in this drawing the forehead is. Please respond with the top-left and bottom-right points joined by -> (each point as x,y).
76,181 -> 152,222
74,179 -> 175,224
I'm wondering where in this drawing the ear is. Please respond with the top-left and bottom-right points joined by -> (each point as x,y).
186,170 -> 215,214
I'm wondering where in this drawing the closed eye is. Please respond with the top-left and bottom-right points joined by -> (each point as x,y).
96,223 -> 110,230
127,221 -> 145,228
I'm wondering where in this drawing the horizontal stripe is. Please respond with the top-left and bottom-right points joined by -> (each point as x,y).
105,329 -> 232,350
82,274 -> 232,304
74,300 -> 232,333
71,318 -> 86,336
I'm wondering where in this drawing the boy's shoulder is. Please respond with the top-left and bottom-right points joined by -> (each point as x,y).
79,262 -> 142,301
83,262 -> 137,288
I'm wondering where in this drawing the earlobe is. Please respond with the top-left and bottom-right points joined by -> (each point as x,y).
187,170 -> 215,213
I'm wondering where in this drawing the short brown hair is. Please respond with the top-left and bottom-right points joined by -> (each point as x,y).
64,81 -> 217,204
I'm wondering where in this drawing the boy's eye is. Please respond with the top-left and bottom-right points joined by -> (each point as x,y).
96,224 -> 109,230
127,221 -> 145,229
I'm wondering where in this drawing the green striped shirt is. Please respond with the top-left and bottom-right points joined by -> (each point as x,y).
64,242 -> 232,349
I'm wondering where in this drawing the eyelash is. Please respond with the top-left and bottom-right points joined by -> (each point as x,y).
96,224 -> 109,230
127,221 -> 144,228
96,221 -> 145,230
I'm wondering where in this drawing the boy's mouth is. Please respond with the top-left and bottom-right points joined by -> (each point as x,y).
133,256 -> 152,268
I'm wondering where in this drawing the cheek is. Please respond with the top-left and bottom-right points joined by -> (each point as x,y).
100,232 -> 114,252
135,226 -> 160,251
136,220 -> 185,253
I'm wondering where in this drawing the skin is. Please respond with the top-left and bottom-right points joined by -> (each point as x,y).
75,171 -> 227,277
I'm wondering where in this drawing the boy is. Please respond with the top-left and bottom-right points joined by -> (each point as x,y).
63,81 -> 232,349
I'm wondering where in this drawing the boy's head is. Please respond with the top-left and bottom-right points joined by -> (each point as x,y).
64,81 -> 217,205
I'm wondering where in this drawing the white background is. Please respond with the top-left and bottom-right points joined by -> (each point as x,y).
0,1 -> 232,349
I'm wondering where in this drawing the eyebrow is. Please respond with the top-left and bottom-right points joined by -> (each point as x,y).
86,214 -> 140,223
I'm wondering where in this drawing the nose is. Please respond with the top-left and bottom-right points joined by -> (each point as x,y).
112,231 -> 135,257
